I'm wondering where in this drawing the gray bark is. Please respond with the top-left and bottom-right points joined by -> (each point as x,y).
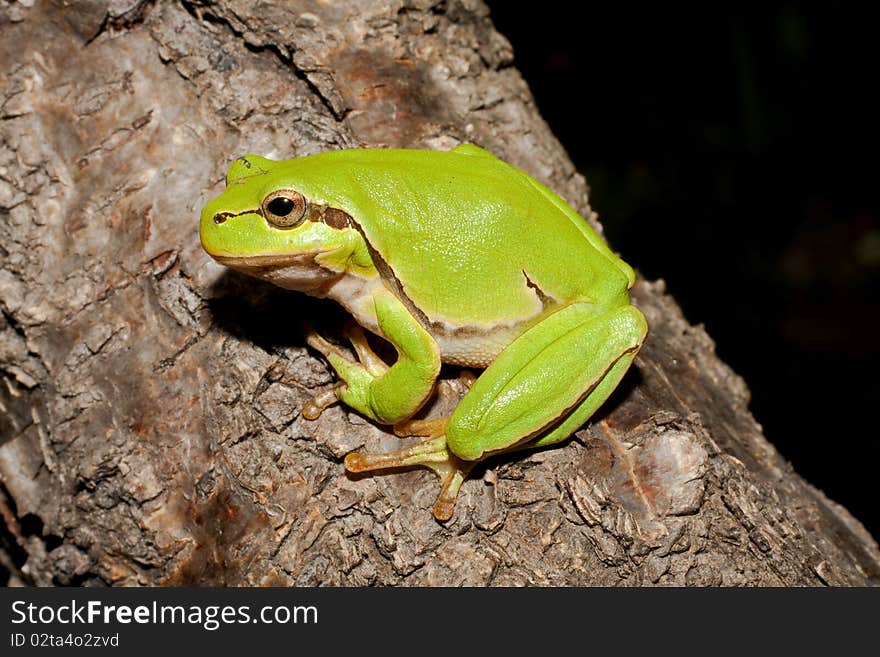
0,0 -> 877,586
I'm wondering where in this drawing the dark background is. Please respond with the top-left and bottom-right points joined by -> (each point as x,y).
486,4 -> 880,539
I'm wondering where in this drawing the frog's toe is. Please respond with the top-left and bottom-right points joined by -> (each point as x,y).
343,322 -> 390,376
344,435 -> 449,471
430,459 -> 469,521
304,329 -> 342,360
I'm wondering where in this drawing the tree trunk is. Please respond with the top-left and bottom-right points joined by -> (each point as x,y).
0,0 -> 877,586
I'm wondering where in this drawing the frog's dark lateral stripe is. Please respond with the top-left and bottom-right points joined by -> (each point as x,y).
523,270 -> 554,308
343,214 -> 561,339
305,204 -> 354,230
213,208 -> 263,224
305,205 -> 430,325
315,209 -> 558,340
217,203 -> 355,228
341,215 -> 434,329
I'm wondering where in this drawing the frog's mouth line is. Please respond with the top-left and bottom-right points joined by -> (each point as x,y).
211,253 -> 320,269
212,252 -> 345,295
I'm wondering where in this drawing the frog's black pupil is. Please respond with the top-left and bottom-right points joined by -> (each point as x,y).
268,196 -> 294,216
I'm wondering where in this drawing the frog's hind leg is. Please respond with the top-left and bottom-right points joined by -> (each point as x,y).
344,375 -> 478,521
392,416 -> 448,438
344,419 -> 472,521
345,303 -> 646,522
445,303 -> 647,461
518,347 -> 639,451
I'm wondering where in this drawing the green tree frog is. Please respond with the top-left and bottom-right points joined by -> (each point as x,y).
200,144 -> 647,521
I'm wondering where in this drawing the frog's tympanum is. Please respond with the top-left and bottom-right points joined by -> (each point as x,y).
200,145 -> 647,520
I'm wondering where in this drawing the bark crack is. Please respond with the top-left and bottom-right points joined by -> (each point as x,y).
178,0 -> 348,121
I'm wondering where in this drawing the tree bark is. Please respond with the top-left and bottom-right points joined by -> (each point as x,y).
0,0 -> 877,586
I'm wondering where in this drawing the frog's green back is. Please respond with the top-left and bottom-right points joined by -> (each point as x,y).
272,145 -> 633,325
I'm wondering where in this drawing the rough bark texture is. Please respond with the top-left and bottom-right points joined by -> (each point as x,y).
1,0 -> 878,586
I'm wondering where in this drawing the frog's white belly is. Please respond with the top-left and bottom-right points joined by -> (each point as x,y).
325,275 -> 544,369
239,261 -> 544,368
429,325 -> 525,368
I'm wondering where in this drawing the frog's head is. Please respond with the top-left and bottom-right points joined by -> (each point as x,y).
200,155 -> 360,292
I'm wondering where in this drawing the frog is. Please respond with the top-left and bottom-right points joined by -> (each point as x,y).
199,144 -> 647,521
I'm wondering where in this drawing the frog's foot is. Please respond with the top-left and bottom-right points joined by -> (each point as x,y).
344,432 -> 473,521
302,322 -> 391,420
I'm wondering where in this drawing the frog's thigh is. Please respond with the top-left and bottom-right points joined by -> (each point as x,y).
527,347 -> 638,449
446,304 -> 647,461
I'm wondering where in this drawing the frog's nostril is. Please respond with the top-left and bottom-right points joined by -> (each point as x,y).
213,212 -> 230,225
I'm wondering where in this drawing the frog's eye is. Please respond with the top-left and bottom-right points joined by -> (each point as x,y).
262,190 -> 307,228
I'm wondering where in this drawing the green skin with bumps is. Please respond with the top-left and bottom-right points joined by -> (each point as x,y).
200,144 -> 647,521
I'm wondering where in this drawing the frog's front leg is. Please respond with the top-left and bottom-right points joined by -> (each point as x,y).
301,322 -> 392,420
305,288 -> 440,425
305,291 -> 468,518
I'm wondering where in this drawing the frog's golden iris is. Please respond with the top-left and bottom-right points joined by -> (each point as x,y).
261,190 -> 306,228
